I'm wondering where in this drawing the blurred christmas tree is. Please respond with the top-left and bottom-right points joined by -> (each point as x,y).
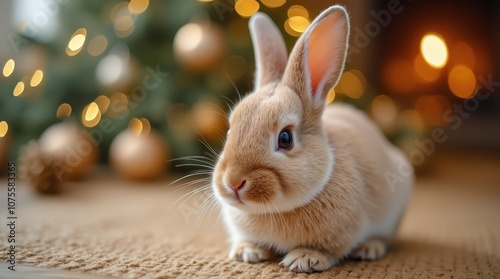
0,0 -> 243,169
1,0 -> 430,180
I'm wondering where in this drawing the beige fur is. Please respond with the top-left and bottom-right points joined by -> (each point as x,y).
211,6 -> 413,273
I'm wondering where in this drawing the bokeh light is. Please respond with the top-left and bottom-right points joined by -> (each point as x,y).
2,59 -> 15,77
371,95 -> 398,130
288,16 -> 310,33
235,0 -> 260,18
13,81 -> 25,97
128,0 -> 149,14
30,70 -> 44,87
414,53 -> 440,82
325,88 -> 336,105
82,102 -> 102,127
66,28 -> 87,56
287,5 -> 308,18
260,0 -> 286,8
175,23 -> 203,53
448,65 -> 476,99
399,109 -> 426,134
420,33 -> 448,69
94,95 -> 111,114
0,121 -> 8,137
415,95 -> 450,126
336,70 -> 366,99
56,103 -> 72,119
129,118 -> 143,136
88,35 -> 108,56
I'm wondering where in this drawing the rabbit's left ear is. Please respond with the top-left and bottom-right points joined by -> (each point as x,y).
283,6 -> 350,110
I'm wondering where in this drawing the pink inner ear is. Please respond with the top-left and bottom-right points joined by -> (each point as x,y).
307,13 -> 342,96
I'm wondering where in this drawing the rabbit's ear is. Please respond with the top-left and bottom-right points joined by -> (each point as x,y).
249,13 -> 288,89
283,6 -> 349,110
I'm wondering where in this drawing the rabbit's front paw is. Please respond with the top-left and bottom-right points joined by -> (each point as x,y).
280,248 -> 336,273
350,238 -> 387,260
229,241 -> 271,263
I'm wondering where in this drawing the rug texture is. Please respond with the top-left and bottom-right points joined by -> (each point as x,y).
1,153 -> 499,278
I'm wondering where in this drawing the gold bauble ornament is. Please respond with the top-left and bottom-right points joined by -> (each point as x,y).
109,122 -> 169,181
173,22 -> 226,72
38,122 -> 99,180
18,141 -> 64,194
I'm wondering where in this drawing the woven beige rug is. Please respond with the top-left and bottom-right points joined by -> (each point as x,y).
1,153 -> 499,278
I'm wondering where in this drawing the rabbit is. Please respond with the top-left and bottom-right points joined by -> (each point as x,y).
211,5 -> 414,273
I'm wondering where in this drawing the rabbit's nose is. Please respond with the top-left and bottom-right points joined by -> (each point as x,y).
224,178 -> 246,192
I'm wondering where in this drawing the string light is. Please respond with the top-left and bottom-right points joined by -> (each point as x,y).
94,95 -> 111,114
325,88 -> 336,105
288,16 -> 310,33
2,59 -> 15,77
235,0 -> 260,18
128,0 -> 149,14
371,95 -> 398,129
30,70 -> 44,87
66,28 -> 87,56
82,102 -> 101,127
448,65 -> 476,99
336,70 -> 366,99
56,103 -> 72,119
129,118 -> 143,136
114,15 -> 135,38
13,82 -> 25,96
287,5 -> 308,18
0,121 -> 8,137
420,33 -> 448,69
260,0 -> 286,8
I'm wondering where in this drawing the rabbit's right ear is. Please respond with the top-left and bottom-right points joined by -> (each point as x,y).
249,13 -> 288,89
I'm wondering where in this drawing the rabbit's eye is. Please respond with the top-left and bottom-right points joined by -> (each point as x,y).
278,129 -> 293,150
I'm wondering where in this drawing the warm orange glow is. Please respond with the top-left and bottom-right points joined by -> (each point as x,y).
140,118 -> 151,136
66,28 -> 87,56
94,95 -> 111,114
235,0 -> 260,18
383,60 -> 416,94
399,109 -> 426,134
128,0 -> 149,14
114,15 -> 135,38
284,19 -> 301,37
287,5 -> 308,18
325,88 -> 336,105
414,54 -> 440,82
82,102 -> 101,127
56,103 -> 72,119
371,95 -> 398,130
0,121 -> 8,137
288,16 -> 310,33
420,33 -> 448,69
30,70 -> 44,87
13,81 -> 25,96
129,118 -> 143,136
336,70 -> 366,99
450,42 -> 475,69
415,95 -> 450,126
448,65 -> 476,99
260,0 -> 286,8
3,59 -> 15,77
